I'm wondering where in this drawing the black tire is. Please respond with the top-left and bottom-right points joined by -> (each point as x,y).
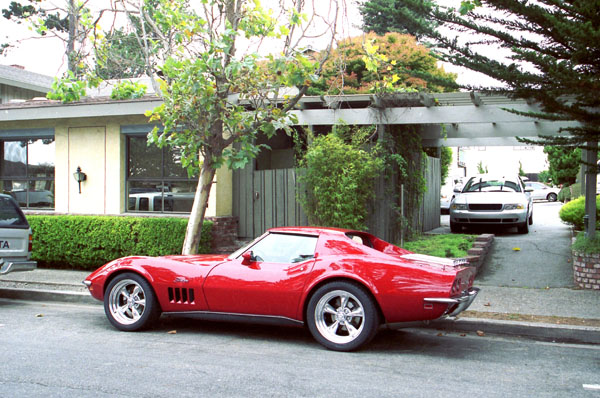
547,193 -> 558,202
104,272 -> 161,331
450,221 -> 461,233
529,212 -> 533,225
306,281 -> 379,351
517,221 -> 529,234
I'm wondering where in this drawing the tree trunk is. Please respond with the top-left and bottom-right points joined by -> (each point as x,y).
182,158 -> 217,255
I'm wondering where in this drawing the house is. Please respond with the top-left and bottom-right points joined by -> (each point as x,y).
0,64 -> 53,103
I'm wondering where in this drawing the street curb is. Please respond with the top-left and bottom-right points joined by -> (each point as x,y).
0,287 -> 100,305
426,317 -> 600,345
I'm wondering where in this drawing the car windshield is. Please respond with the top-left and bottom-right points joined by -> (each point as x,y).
0,196 -> 28,228
462,177 -> 522,193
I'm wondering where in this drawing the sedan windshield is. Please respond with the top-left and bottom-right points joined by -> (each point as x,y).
462,177 -> 522,193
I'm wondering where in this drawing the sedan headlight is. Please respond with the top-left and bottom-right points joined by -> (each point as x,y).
451,203 -> 468,210
504,204 -> 525,210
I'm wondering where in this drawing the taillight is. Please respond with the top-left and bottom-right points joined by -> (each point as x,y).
451,278 -> 461,295
28,234 -> 33,252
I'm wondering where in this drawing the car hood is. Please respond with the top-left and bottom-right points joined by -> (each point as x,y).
454,192 -> 528,204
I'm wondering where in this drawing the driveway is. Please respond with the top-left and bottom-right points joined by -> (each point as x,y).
442,201 -> 573,288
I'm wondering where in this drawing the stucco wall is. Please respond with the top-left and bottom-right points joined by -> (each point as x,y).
1,116 -> 232,217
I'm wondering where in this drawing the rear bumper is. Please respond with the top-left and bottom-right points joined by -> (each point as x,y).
424,287 -> 480,317
0,260 -> 37,275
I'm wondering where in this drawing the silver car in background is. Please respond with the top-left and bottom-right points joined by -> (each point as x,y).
450,175 -> 533,234
0,194 -> 36,274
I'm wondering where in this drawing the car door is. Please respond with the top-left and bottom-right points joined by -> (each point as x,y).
203,232 -> 318,320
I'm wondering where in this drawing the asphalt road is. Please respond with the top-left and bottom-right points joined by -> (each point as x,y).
1,299 -> 599,398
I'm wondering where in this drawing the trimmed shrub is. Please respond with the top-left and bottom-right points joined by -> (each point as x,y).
558,196 -> 600,230
27,215 -> 212,270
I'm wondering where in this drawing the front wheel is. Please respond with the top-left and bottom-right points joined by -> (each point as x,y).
450,221 -> 461,233
547,193 -> 557,202
306,281 -> 379,351
104,273 -> 161,331
517,221 -> 529,234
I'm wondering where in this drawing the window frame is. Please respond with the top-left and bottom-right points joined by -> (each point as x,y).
0,129 -> 55,210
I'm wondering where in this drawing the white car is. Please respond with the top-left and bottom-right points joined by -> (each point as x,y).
450,175 -> 533,234
524,181 -> 560,202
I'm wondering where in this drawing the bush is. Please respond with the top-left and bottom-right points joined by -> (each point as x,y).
572,231 -> 600,254
298,126 -> 384,230
403,234 -> 476,258
558,196 -> 600,230
28,215 -> 212,270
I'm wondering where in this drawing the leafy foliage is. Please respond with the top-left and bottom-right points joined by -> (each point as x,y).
95,29 -> 148,80
572,231 -> 600,254
359,0 -> 438,39
28,215 -> 212,270
559,196 -> 600,230
404,233 -> 476,258
298,126 -> 384,230
307,32 -> 457,95
543,146 -> 581,186
46,71 -> 88,103
110,80 -> 147,100
440,146 -> 452,186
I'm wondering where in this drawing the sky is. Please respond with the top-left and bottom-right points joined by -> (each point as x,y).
0,0 -> 499,87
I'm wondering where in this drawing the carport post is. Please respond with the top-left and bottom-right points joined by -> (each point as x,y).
583,143 -> 598,239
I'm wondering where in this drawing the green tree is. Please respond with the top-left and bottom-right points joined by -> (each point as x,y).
543,146 -> 581,186
129,0 -> 339,254
440,146 -> 452,186
2,0 -> 96,77
377,0 -> 599,148
308,32 -> 457,95
94,29 -> 147,80
359,0 -> 438,39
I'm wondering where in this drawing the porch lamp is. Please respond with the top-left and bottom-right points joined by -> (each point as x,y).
73,166 -> 87,194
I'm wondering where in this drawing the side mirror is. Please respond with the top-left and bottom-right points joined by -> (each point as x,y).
242,251 -> 256,265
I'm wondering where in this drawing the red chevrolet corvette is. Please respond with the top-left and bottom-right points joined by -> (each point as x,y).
84,227 -> 479,351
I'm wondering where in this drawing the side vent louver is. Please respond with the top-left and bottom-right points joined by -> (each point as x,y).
168,287 -> 195,304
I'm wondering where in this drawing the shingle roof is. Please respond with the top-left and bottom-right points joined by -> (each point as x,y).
0,64 -> 54,92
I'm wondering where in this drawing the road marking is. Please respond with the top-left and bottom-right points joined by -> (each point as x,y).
583,384 -> 600,391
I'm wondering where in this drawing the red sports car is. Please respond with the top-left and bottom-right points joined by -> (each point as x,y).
84,227 -> 479,351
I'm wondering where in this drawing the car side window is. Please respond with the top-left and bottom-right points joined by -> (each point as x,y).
0,197 -> 28,227
248,233 -> 318,264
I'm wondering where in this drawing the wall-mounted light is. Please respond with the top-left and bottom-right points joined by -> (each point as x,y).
73,166 -> 87,194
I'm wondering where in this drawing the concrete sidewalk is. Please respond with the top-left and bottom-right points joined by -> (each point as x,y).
1,266 -> 598,345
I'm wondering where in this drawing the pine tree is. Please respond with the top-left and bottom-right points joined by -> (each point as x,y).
368,0 -> 600,148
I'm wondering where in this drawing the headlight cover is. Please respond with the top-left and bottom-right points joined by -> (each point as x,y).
504,203 -> 525,210
451,203 -> 468,210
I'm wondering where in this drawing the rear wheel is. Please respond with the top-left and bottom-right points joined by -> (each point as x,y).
306,281 -> 379,351
104,273 -> 161,331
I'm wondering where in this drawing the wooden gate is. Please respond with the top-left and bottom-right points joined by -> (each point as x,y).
233,166 -> 308,239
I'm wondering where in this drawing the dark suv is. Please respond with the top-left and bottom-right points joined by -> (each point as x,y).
0,194 -> 36,274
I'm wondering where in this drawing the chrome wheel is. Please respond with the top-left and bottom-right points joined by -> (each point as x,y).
314,290 -> 365,344
104,273 -> 160,331
307,281 -> 379,351
108,279 -> 147,325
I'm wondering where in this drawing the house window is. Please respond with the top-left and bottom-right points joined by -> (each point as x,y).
0,138 -> 55,209
126,135 -> 197,213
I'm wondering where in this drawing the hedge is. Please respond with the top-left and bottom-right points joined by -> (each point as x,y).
27,215 -> 212,270
558,196 -> 600,230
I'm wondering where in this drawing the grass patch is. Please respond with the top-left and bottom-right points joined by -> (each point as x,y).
572,231 -> 600,254
403,233 -> 476,258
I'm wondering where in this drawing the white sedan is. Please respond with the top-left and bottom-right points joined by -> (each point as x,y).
524,181 -> 560,202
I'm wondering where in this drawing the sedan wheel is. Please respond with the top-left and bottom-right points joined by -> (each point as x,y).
104,273 -> 161,331
547,193 -> 558,202
307,281 -> 379,351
